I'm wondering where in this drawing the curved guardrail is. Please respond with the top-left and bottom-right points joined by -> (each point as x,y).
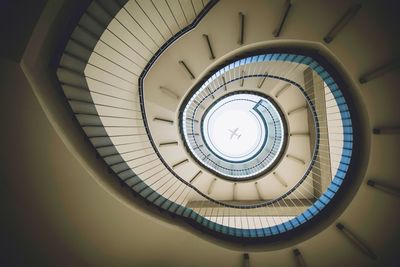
55,0 -> 354,243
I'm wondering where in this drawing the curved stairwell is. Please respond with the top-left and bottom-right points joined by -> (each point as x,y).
7,0 -> 400,266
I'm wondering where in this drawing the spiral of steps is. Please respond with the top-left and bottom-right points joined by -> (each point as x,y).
4,0 -> 399,266
55,0 -> 360,242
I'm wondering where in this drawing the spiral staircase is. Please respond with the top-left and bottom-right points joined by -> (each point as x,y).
1,0 -> 400,266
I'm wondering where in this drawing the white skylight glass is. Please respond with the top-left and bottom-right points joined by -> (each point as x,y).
181,90 -> 286,180
202,94 -> 265,162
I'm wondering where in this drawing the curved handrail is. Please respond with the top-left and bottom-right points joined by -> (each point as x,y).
55,0 -> 355,240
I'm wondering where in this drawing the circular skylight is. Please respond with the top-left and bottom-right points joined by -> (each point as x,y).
202,95 -> 265,162
181,91 -> 286,180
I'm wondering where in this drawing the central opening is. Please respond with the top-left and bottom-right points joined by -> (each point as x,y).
202,94 -> 266,162
179,89 -> 288,180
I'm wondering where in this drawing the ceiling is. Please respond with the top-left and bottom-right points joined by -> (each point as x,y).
1,0 -> 400,266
